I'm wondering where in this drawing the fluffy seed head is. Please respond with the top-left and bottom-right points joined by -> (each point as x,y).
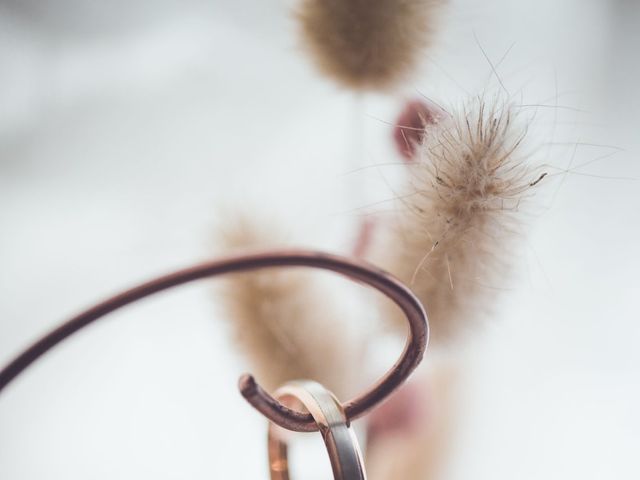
296,0 -> 444,90
377,97 -> 546,344
214,214 -> 362,397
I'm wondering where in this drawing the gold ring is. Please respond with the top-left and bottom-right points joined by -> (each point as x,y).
268,380 -> 367,480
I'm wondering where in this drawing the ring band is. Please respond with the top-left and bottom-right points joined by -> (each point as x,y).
268,380 -> 367,480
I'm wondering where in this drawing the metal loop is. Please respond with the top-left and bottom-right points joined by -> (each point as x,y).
0,250 -> 428,432
268,380 -> 368,480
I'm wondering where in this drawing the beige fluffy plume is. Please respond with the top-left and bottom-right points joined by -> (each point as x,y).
376,97 -> 546,344
214,215 -> 363,398
296,0 -> 444,90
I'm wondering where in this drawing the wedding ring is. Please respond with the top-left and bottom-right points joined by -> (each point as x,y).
268,380 -> 367,480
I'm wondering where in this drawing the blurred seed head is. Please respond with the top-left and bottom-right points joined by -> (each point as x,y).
296,0 -> 445,91
213,213 -> 363,398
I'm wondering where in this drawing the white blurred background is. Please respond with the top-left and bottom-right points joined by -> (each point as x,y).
0,0 -> 638,478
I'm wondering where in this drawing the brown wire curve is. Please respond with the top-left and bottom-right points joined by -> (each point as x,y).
0,250 -> 428,432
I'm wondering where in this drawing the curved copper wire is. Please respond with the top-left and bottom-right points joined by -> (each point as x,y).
0,250 -> 428,432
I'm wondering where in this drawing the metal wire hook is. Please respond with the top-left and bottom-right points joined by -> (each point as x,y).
0,250 -> 428,432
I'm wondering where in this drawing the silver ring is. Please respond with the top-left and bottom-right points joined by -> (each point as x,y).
268,380 -> 368,480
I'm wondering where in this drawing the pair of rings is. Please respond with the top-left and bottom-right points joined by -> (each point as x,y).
268,380 -> 367,480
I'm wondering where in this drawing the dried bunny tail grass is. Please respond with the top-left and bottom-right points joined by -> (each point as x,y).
377,96 -> 546,344
296,0 -> 445,91
214,214 -> 361,397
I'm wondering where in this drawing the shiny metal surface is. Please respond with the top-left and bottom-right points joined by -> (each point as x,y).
268,380 -> 367,480
0,249 -> 428,433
